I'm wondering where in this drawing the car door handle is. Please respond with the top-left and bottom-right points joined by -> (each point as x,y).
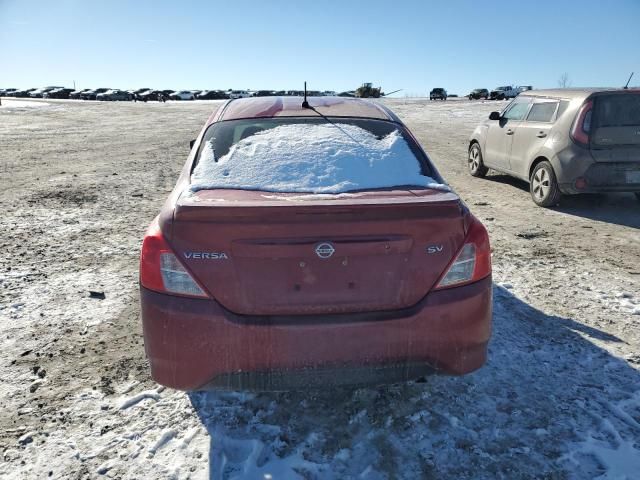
536,132 -> 547,138
506,129 -> 514,135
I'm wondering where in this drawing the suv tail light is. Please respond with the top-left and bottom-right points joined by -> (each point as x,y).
140,218 -> 209,298
570,99 -> 593,146
435,216 -> 491,290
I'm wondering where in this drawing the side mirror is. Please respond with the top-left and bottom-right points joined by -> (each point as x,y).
189,139 -> 196,150
489,111 -> 501,121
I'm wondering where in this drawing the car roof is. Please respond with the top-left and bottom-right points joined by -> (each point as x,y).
212,96 -> 397,125
522,88 -> 638,100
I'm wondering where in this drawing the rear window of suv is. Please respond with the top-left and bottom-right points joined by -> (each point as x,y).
591,93 -> 640,146
594,93 -> 640,127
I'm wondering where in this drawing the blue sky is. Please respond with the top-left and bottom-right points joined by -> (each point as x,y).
1,0 -> 639,96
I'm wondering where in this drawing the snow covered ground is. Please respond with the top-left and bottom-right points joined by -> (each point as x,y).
1,98 -> 638,479
4,282 -> 639,479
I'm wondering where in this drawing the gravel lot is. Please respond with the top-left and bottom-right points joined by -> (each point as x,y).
1,97 -> 639,479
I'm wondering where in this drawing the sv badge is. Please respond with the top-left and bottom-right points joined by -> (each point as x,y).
426,245 -> 444,254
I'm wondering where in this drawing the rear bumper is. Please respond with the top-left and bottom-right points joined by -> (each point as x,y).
559,161 -> 640,194
554,145 -> 640,194
140,276 -> 492,391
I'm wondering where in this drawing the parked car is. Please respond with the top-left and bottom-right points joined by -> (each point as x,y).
30,86 -> 64,98
127,88 -> 151,98
468,88 -> 640,206
0,88 -> 18,96
430,88 -> 447,100
169,90 -> 195,100
43,88 -> 74,99
96,89 -> 132,101
490,86 -> 519,100
253,90 -> 276,97
228,89 -> 250,99
69,88 -> 91,99
80,88 -> 110,100
518,85 -> 533,93
323,91 -> 337,96
138,90 -> 161,101
469,89 -> 489,100
196,90 -> 229,100
8,88 -> 36,97
139,96 -> 492,391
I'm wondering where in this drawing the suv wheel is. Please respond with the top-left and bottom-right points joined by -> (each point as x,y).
530,161 -> 561,207
468,143 -> 488,178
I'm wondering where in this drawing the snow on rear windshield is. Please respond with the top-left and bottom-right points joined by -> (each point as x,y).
190,123 -> 444,194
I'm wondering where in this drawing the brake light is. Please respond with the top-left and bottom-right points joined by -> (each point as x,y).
435,216 -> 491,290
140,218 -> 208,298
570,100 -> 593,146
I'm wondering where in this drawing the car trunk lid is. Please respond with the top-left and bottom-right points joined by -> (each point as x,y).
168,188 -> 466,315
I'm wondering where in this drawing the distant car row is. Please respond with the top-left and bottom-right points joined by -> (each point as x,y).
467,86 -> 533,100
2,86 -> 535,102
426,86 -> 534,101
0,87 -> 340,101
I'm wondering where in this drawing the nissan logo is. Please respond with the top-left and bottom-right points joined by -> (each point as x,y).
315,242 -> 335,259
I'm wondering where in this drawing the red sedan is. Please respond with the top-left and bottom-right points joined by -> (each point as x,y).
140,96 -> 492,390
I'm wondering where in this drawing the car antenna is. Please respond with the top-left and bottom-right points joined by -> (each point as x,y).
623,72 -> 634,89
301,93 -> 363,146
302,81 -> 310,108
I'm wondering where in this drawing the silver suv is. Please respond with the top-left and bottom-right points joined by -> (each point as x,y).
468,88 -> 640,206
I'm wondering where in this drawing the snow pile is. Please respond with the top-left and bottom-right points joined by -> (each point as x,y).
0,100 -> 51,111
190,123 -> 444,194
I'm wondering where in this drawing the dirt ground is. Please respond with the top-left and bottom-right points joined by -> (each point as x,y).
0,97 -> 638,479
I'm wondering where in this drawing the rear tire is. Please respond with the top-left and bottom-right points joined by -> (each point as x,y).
468,143 -> 488,178
530,161 -> 562,207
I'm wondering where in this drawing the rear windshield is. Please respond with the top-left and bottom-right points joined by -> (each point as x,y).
190,117 -> 441,194
592,93 -> 640,146
594,93 -> 640,127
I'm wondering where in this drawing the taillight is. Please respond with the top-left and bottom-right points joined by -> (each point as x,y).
570,100 -> 593,146
434,216 -> 491,290
140,218 -> 208,298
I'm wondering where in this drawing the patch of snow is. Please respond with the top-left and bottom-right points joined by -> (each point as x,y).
567,417 -> 640,480
190,123 -> 445,194
119,389 -> 161,410
149,429 -> 177,455
0,99 -> 51,110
